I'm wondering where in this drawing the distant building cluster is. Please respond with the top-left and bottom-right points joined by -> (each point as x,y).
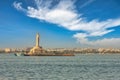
0,48 -> 120,54
45,48 -> 120,54
0,48 -> 31,53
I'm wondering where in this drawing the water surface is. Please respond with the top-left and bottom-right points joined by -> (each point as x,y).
0,53 -> 120,80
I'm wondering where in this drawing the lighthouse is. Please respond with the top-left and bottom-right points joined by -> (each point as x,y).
36,33 -> 40,47
28,33 -> 43,55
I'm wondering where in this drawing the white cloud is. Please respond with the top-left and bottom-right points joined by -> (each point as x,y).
13,2 -> 26,11
27,0 -> 78,28
89,29 -> 114,36
73,33 -> 120,48
79,0 -> 95,9
13,0 -> 120,48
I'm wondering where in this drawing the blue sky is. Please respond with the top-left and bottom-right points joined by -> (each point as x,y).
0,0 -> 120,48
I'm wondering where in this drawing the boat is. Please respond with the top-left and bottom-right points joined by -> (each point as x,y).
23,52 -> 74,56
14,52 -> 74,56
14,53 -> 24,56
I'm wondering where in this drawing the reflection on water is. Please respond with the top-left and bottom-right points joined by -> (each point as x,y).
0,53 -> 120,80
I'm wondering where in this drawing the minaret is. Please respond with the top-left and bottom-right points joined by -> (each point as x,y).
36,33 -> 40,47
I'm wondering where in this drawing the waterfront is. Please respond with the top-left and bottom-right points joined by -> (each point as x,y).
0,54 -> 120,80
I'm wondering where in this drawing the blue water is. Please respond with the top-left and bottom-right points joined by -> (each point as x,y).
0,53 -> 120,80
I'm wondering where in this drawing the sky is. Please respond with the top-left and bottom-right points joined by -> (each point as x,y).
0,0 -> 120,48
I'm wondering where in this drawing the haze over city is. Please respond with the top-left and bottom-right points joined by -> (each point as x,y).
0,0 -> 120,48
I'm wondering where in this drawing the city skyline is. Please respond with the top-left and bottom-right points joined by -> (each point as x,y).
0,0 -> 120,48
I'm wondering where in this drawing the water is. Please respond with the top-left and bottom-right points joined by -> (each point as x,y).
0,53 -> 120,80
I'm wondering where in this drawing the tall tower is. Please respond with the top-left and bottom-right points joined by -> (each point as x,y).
36,33 -> 40,47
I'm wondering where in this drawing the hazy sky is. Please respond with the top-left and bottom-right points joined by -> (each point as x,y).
0,0 -> 120,48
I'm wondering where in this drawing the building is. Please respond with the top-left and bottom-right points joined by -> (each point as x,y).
5,48 -> 11,53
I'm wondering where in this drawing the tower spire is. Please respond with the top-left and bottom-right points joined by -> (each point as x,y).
36,33 -> 40,47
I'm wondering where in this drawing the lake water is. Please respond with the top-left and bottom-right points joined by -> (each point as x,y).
0,53 -> 120,80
